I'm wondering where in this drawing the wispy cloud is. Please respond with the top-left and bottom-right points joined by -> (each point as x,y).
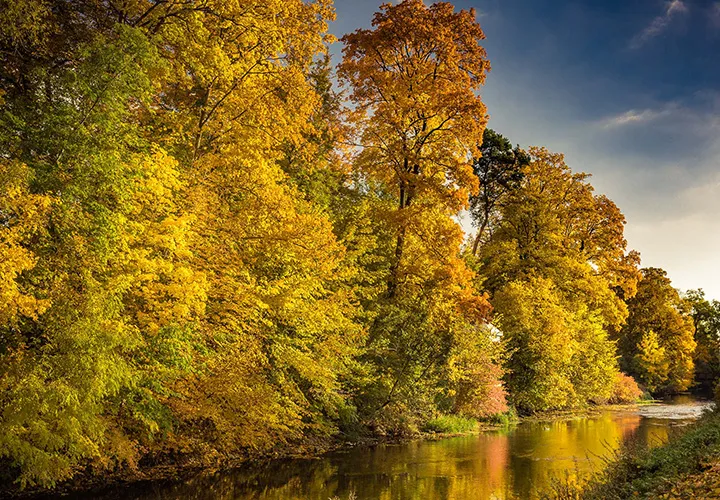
630,0 -> 688,49
599,107 -> 671,128
599,94 -> 720,132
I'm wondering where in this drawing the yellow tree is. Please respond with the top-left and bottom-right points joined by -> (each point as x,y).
134,0 -> 365,453
0,0 -> 357,486
478,147 -> 639,411
339,0 -> 496,427
620,268 -> 695,393
633,330 -> 670,393
0,161 -> 51,330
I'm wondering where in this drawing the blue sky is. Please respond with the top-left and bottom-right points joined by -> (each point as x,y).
330,0 -> 720,299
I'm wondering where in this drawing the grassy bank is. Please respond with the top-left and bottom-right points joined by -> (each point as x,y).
544,407 -> 720,499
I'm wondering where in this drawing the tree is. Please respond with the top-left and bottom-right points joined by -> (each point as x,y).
684,289 -> 720,391
633,330 -> 669,393
339,0 -> 491,296
619,268 -> 696,394
476,147 -> 638,411
0,0 -> 356,486
338,0 -> 497,429
468,128 -> 528,255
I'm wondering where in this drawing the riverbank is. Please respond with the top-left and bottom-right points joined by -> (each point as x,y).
546,405 -> 720,499
1,422 -> 504,499
0,401 -> 674,499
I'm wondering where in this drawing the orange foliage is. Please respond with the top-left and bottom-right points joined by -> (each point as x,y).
609,372 -> 643,404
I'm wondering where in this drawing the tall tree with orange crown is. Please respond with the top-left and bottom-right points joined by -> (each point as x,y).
339,0 -> 491,296
339,0 -> 497,427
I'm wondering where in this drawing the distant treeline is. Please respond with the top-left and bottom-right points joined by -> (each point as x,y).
1,0 -> 719,490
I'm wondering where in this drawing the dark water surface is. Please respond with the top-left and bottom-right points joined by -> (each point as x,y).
95,396 -> 711,500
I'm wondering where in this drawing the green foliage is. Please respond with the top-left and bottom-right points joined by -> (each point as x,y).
486,407 -> 520,427
468,128 -> 529,255
619,268 -> 696,395
685,289 -> 720,391
422,415 -> 479,434
581,411 -> 720,499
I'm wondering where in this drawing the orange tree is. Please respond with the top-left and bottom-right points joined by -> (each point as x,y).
339,0 -> 498,428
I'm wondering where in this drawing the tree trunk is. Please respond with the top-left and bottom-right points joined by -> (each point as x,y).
471,214 -> 489,256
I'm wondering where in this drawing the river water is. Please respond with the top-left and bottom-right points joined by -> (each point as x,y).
94,395 -> 711,500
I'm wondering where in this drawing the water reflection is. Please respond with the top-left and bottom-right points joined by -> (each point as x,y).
93,399 -> 712,500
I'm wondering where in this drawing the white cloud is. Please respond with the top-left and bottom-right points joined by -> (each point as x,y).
598,97 -> 720,131
600,108 -> 668,128
630,0 -> 688,49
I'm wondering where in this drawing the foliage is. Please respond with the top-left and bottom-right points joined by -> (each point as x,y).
486,407 -> 520,426
633,330 -> 670,393
0,0 -> 353,488
447,325 -> 509,419
0,0 -> 710,491
422,415 -> 479,434
619,268 -> 696,394
608,372 -> 643,404
468,128 -> 529,255
477,148 -> 638,412
684,289 -> 720,392
338,0 -> 496,433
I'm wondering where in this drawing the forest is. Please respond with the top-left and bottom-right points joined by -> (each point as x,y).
1,0 -> 719,491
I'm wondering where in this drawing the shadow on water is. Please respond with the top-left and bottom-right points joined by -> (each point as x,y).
87,396 -> 713,500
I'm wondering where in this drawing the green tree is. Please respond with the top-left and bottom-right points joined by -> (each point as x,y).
619,268 -> 696,394
684,289 -> 720,391
468,128 -> 528,255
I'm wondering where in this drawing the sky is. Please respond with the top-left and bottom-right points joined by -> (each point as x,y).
329,0 -> 720,299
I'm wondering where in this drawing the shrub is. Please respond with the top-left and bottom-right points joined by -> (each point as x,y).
422,415 -> 478,434
452,357 -> 509,419
486,407 -> 519,426
608,372 -> 643,404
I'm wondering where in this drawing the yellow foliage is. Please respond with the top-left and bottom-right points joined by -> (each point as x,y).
0,161 -> 51,327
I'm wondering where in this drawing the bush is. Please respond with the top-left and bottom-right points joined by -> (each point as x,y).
486,407 -> 519,426
452,358 -> 510,419
422,415 -> 478,434
608,372 -> 643,404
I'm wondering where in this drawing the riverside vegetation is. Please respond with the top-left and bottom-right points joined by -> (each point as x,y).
0,0 -> 717,496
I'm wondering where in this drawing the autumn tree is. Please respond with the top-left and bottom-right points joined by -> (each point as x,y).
684,289 -> 720,391
130,0 -> 363,456
477,147 -> 639,411
619,268 -> 696,394
632,330 -> 669,393
339,0 -> 498,428
0,12 -> 186,485
0,0 -> 359,487
339,0 -> 490,295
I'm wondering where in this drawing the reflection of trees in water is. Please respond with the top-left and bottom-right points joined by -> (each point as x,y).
88,408 -> 698,500
508,412 -> 645,498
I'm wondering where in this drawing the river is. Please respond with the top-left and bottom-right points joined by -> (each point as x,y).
90,395 -> 712,500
